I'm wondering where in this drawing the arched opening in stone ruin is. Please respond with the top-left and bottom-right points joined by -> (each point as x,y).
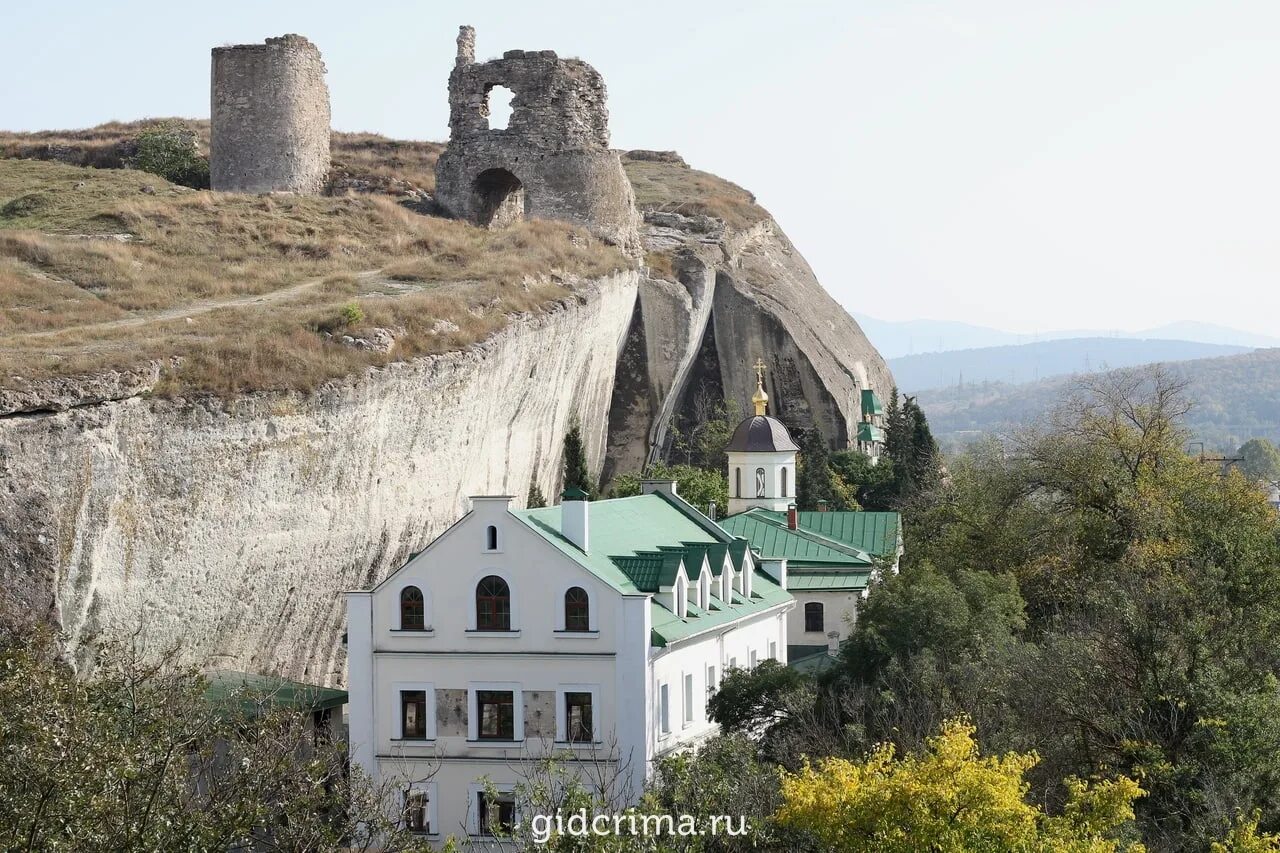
486,85 -> 515,131
473,168 -> 525,228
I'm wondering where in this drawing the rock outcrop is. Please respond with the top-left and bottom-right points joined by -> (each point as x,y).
604,208 -> 893,480
0,272 -> 639,682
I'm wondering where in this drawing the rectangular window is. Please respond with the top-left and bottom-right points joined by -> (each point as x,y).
683,673 -> 694,724
404,789 -> 430,833
707,664 -> 717,693
769,641 -> 777,660
401,690 -> 427,740
565,691 -> 593,743
728,656 -> 737,670
477,791 -> 516,837
477,690 -> 515,740
805,602 -> 825,632
749,650 -> 758,669
659,683 -> 670,735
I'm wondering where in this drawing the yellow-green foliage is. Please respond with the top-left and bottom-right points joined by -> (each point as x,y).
1212,813 -> 1280,853
775,718 -> 1144,853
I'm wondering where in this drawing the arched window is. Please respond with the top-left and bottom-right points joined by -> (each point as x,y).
755,467 -> 766,498
781,466 -> 789,497
804,602 -> 824,633
400,586 -> 425,630
476,575 -> 511,631
734,468 -> 741,498
564,587 -> 590,631
486,525 -> 498,551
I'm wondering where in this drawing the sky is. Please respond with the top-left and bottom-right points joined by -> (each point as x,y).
2,1 -> 1278,338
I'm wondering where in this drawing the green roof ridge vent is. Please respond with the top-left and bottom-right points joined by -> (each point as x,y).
561,486 -> 590,501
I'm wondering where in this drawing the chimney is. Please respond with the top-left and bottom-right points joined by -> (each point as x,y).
816,499 -> 829,513
705,502 -> 717,521
787,503 -> 798,530
561,487 -> 589,552
826,630 -> 840,657
640,479 -> 678,497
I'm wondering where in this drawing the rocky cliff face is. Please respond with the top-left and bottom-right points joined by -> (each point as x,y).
604,210 -> 894,479
0,272 -> 638,682
0,163 -> 893,685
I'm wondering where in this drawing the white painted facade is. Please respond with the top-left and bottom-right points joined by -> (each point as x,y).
786,589 -> 865,649
726,449 -> 796,515
346,493 -> 791,847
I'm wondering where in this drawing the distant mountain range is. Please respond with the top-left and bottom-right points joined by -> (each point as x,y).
854,314 -> 1280,360
890,338 -> 1251,393
916,347 -> 1280,454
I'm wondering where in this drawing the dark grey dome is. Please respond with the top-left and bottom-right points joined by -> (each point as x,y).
726,416 -> 800,452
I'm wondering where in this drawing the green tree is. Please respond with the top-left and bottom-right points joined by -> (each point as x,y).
526,478 -> 547,508
129,121 -> 210,189
830,449 -> 896,511
0,628 -> 432,852
796,427 -> 850,510
671,389 -> 740,470
707,659 -> 808,734
1237,437 -> 1280,486
562,421 -> 593,499
610,463 -> 729,517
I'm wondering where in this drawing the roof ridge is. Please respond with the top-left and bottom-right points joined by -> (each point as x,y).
744,511 -> 873,560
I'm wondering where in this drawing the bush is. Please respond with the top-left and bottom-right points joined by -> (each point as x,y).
130,122 -> 209,189
340,301 -> 364,327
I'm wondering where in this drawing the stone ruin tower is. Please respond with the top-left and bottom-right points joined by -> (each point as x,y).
210,34 -> 331,195
434,26 -> 640,250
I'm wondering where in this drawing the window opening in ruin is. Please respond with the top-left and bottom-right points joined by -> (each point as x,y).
486,85 -> 515,130
473,168 -> 525,228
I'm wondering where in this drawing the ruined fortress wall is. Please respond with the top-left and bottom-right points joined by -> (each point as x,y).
434,28 -> 640,251
210,34 -> 331,195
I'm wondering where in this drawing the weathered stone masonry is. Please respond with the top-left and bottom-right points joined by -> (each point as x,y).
434,26 -> 641,251
210,34 -> 331,195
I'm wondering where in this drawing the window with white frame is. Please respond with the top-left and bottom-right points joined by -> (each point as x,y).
768,640 -> 777,660
707,664 -> 717,693
749,650 -> 758,669
471,784 -> 517,837
659,683 -> 670,735
393,682 -> 435,740
728,656 -> 737,670
485,524 -> 499,551
556,685 -> 598,743
683,672 -> 694,725
468,683 -> 523,743
403,786 -> 435,834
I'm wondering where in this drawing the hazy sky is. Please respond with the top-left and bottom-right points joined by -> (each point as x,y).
3,1 -> 1277,337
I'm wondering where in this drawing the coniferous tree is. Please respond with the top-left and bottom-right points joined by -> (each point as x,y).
562,422 -> 593,500
903,396 -> 941,494
797,428 -> 842,510
526,478 -> 546,509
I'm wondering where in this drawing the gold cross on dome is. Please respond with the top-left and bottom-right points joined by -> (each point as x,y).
753,358 -> 766,385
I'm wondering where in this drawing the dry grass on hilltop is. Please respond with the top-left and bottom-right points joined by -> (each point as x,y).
0,159 -> 627,397
622,153 -> 768,231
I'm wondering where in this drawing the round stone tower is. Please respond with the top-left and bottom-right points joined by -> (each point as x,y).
210,34 -> 331,195
434,26 -> 641,251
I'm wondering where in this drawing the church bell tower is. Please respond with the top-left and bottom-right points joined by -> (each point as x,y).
725,359 -> 801,516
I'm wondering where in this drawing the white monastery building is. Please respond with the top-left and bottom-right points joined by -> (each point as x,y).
344,363 -> 899,844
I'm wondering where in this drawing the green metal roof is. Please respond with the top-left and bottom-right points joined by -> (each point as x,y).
718,511 -> 875,566
204,671 -> 347,715
735,509 -> 900,559
856,422 -> 885,443
861,388 -> 884,416
788,645 -> 840,675
512,493 -> 792,646
787,570 -> 871,591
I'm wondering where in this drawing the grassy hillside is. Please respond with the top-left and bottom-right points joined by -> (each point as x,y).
891,337 -> 1250,392
621,151 -> 767,230
0,158 -> 625,397
918,347 -> 1280,452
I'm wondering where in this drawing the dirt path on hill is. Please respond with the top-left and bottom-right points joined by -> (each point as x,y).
13,269 -> 385,342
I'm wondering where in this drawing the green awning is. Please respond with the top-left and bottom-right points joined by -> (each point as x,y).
204,671 -> 348,716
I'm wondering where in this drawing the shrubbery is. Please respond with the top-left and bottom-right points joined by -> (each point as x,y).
129,121 -> 210,189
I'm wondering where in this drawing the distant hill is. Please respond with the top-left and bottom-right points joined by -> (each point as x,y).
917,347 -> 1280,453
890,338 -> 1250,393
855,313 -> 1280,359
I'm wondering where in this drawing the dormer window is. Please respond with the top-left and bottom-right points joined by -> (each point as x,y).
698,572 -> 710,610
400,586 -> 425,630
485,525 -> 499,552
